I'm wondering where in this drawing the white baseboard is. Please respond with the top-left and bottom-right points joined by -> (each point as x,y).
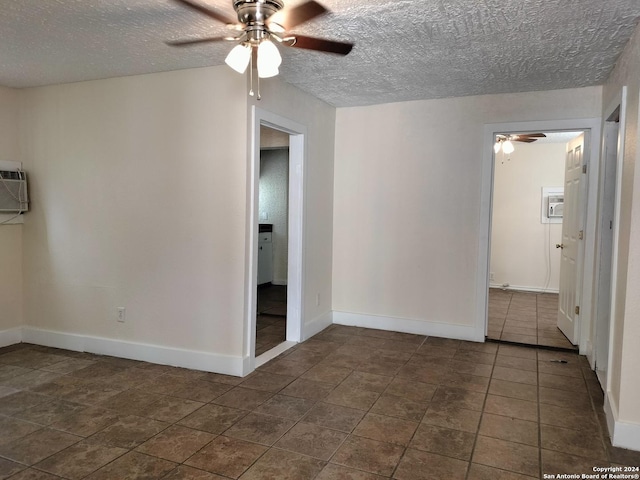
0,327 -> 22,348
21,326 -> 246,377
332,311 -> 482,342
302,311 -> 333,341
489,284 -> 559,294
604,390 -> 640,451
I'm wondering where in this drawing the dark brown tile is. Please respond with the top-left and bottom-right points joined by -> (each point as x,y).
276,422 -> 347,460
352,412 -> 418,447
224,412 -> 295,446
212,387 -> 273,410
240,371 -> 296,392
422,405 -> 481,433
0,427 -> 81,465
385,377 -> 437,402
136,425 -> 215,463
370,393 -> 427,421
254,394 -> 316,420
431,386 -> 485,412
495,355 -> 537,372
394,448 -> 468,480
185,435 -> 267,478
280,378 -> 335,400
492,366 -> 537,386
539,402 -> 598,431
472,435 -> 539,477
332,435 -> 404,477
410,423 -> 475,460
497,345 -> 537,360
98,389 -> 161,415
341,372 -> 392,393
539,373 -> 587,392
0,457 -> 25,478
50,406 -> 121,437
0,391 -> 51,416
142,396 -> 204,423
540,424 -> 608,460
467,463 -> 537,479
479,413 -> 538,446
484,394 -> 538,422
87,414 -> 168,449
541,449 -> 609,477
325,384 -> 380,411
163,465 -> 228,480
453,350 -> 495,365
607,443 -> 640,466
178,404 -> 247,434
0,415 -> 42,445
449,360 -> 493,378
239,448 -> 325,480
355,358 -> 405,376
14,399 -> 85,426
0,468 -> 61,479
84,451 -> 176,480
35,440 -> 126,480
315,463 -> 387,480
488,379 -> 538,402
302,402 -> 365,433
302,364 -> 353,385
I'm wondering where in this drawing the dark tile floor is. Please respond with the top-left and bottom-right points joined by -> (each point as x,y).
487,289 -> 576,349
256,284 -> 287,356
1,325 -> 639,480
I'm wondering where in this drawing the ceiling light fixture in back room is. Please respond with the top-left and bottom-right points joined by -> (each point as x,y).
166,0 -> 354,99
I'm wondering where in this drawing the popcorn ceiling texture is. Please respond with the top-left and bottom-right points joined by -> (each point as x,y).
1,0 -> 640,107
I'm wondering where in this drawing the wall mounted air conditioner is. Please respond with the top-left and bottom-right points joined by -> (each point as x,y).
0,170 -> 29,212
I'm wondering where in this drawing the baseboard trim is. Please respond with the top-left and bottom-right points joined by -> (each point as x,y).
489,284 -> 559,294
21,327 -> 246,377
332,311 -> 482,342
302,311 -> 333,341
604,390 -> 640,451
0,327 -> 22,348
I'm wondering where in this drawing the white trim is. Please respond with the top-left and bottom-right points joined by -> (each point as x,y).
604,389 -> 640,451
0,327 -> 22,348
21,327 -> 246,376
254,340 -> 296,368
247,107 -> 307,375
333,311 -> 481,342
479,118 -> 602,353
301,311 -> 333,341
489,284 -> 559,294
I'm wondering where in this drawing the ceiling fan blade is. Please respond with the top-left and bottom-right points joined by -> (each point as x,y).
286,34 -> 353,55
518,133 -> 547,138
166,36 -> 229,47
269,0 -> 328,31
171,0 -> 237,26
514,138 -> 537,143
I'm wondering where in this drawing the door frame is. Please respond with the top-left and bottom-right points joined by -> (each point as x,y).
477,118 -> 601,355
245,106 -> 307,373
594,87 -> 627,387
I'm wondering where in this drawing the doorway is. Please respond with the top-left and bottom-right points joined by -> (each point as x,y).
487,131 -> 582,349
256,127 -> 290,356
477,118 -> 602,356
246,107 -> 307,373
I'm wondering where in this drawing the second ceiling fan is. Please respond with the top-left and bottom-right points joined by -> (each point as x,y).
494,133 -> 547,154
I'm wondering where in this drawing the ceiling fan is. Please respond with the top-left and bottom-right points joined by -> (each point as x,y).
166,0 -> 354,98
494,133 -> 547,154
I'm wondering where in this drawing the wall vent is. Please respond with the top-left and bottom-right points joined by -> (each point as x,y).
0,170 -> 29,213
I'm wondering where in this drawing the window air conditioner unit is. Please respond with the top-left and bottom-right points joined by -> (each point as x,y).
0,170 -> 29,213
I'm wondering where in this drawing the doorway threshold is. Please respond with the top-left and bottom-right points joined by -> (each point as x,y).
255,340 -> 297,368
485,337 -> 578,353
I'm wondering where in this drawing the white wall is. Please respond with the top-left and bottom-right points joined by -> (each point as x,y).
259,148 -> 288,284
601,20 -> 640,440
490,142 -> 565,292
333,87 -> 602,334
19,67 -> 250,360
250,79 -> 337,334
0,86 -> 23,336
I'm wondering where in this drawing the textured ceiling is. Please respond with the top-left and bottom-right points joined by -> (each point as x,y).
1,0 -> 640,107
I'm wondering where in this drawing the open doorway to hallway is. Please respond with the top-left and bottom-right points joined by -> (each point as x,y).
256,126 -> 289,356
487,131 -> 583,350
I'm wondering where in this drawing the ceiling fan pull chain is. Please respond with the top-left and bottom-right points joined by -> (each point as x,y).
249,50 -> 255,97
257,69 -> 261,100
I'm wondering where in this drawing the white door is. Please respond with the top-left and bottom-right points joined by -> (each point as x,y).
557,134 -> 586,344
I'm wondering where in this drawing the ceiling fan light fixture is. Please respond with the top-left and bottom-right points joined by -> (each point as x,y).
502,140 -> 515,154
225,44 -> 252,74
257,39 -> 282,78
494,141 -> 502,154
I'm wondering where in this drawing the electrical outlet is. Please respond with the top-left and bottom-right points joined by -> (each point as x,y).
490,272 -> 495,281
116,307 -> 126,323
